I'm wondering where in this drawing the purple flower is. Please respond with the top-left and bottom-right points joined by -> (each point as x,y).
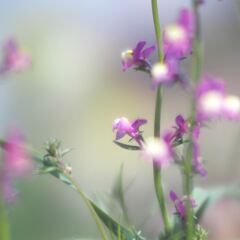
142,132 -> 173,167
3,128 -> 32,177
222,95 -> 240,120
192,125 -> 207,176
0,174 -> 17,203
151,58 -> 179,86
170,190 -> 197,218
113,117 -> 147,142
0,129 -> 32,203
0,39 -> 31,75
163,9 -> 195,59
195,75 -> 226,122
196,75 -> 240,121
121,41 -> 155,71
172,115 -> 189,141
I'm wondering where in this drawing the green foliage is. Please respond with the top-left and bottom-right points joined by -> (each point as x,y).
91,202 -> 145,240
112,164 -> 129,224
113,141 -> 141,151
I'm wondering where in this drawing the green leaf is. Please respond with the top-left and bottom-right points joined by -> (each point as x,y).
112,164 -> 129,224
90,201 -> 145,240
113,141 -> 141,151
194,197 -> 209,223
61,148 -> 73,156
38,166 -> 59,174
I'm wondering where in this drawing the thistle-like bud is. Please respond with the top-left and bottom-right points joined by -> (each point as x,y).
194,225 -> 208,240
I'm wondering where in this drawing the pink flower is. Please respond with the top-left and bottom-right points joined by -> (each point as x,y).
195,75 -> 226,122
222,95 -> 240,120
121,41 -> 155,71
195,75 -> 240,122
3,129 -> 32,177
0,174 -> 17,203
163,9 -> 195,59
151,58 -> 179,86
142,132 -> 173,167
170,190 -> 197,218
113,117 -> 147,142
172,114 -> 189,141
0,39 -> 31,75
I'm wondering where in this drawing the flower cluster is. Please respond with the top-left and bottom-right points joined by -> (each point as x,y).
163,9 -> 195,59
115,3 -> 239,233
121,9 -> 196,89
0,38 -> 31,75
0,129 -> 32,203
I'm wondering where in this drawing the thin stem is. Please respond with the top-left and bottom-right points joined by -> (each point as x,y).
63,173 -> 108,240
184,1 -> 203,239
151,0 -> 171,237
0,190 -> 11,240
191,0 -> 202,83
151,0 -> 164,63
183,142 -> 194,240
153,164 -> 171,236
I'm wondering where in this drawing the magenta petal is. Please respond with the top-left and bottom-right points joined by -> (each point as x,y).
177,200 -> 186,218
133,41 -> 146,61
4,128 -> 32,177
131,119 -> 147,129
178,9 -> 196,37
195,162 -> 207,177
142,45 -> 155,59
116,131 -> 126,140
170,190 -> 178,201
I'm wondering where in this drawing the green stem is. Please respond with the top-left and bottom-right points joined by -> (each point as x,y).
151,0 -> 164,62
0,190 -> 11,240
191,0 -> 202,83
63,174 -> 108,240
183,142 -> 194,240
151,0 -> 171,237
184,1 -> 203,239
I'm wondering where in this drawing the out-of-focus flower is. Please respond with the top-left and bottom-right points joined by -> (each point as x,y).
163,9 -> 195,59
121,41 -> 155,71
196,75 -> 240,122
223,95 -> 240,120
192,125 -> 207,176
0,39 -> 31,75
3,129 -> 32,177
196,75 -> 226,122
170,190 -> 197,218
0,129 -> 32,203
113,117 -> 147,142
151,58 -> 179,86
0,174 -> 17,203
172,115 -> 189,141
142,133 -> 172,167
196,0 -> 205,4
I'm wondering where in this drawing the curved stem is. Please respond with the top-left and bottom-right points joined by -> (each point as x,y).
151,0 -> 171,237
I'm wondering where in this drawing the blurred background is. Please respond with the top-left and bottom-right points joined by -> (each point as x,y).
1,0 -> 240,239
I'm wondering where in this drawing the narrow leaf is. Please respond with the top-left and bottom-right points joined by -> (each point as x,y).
112,164 -> 129,223
114,141 -> 140,151
90,202 -> 144,240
